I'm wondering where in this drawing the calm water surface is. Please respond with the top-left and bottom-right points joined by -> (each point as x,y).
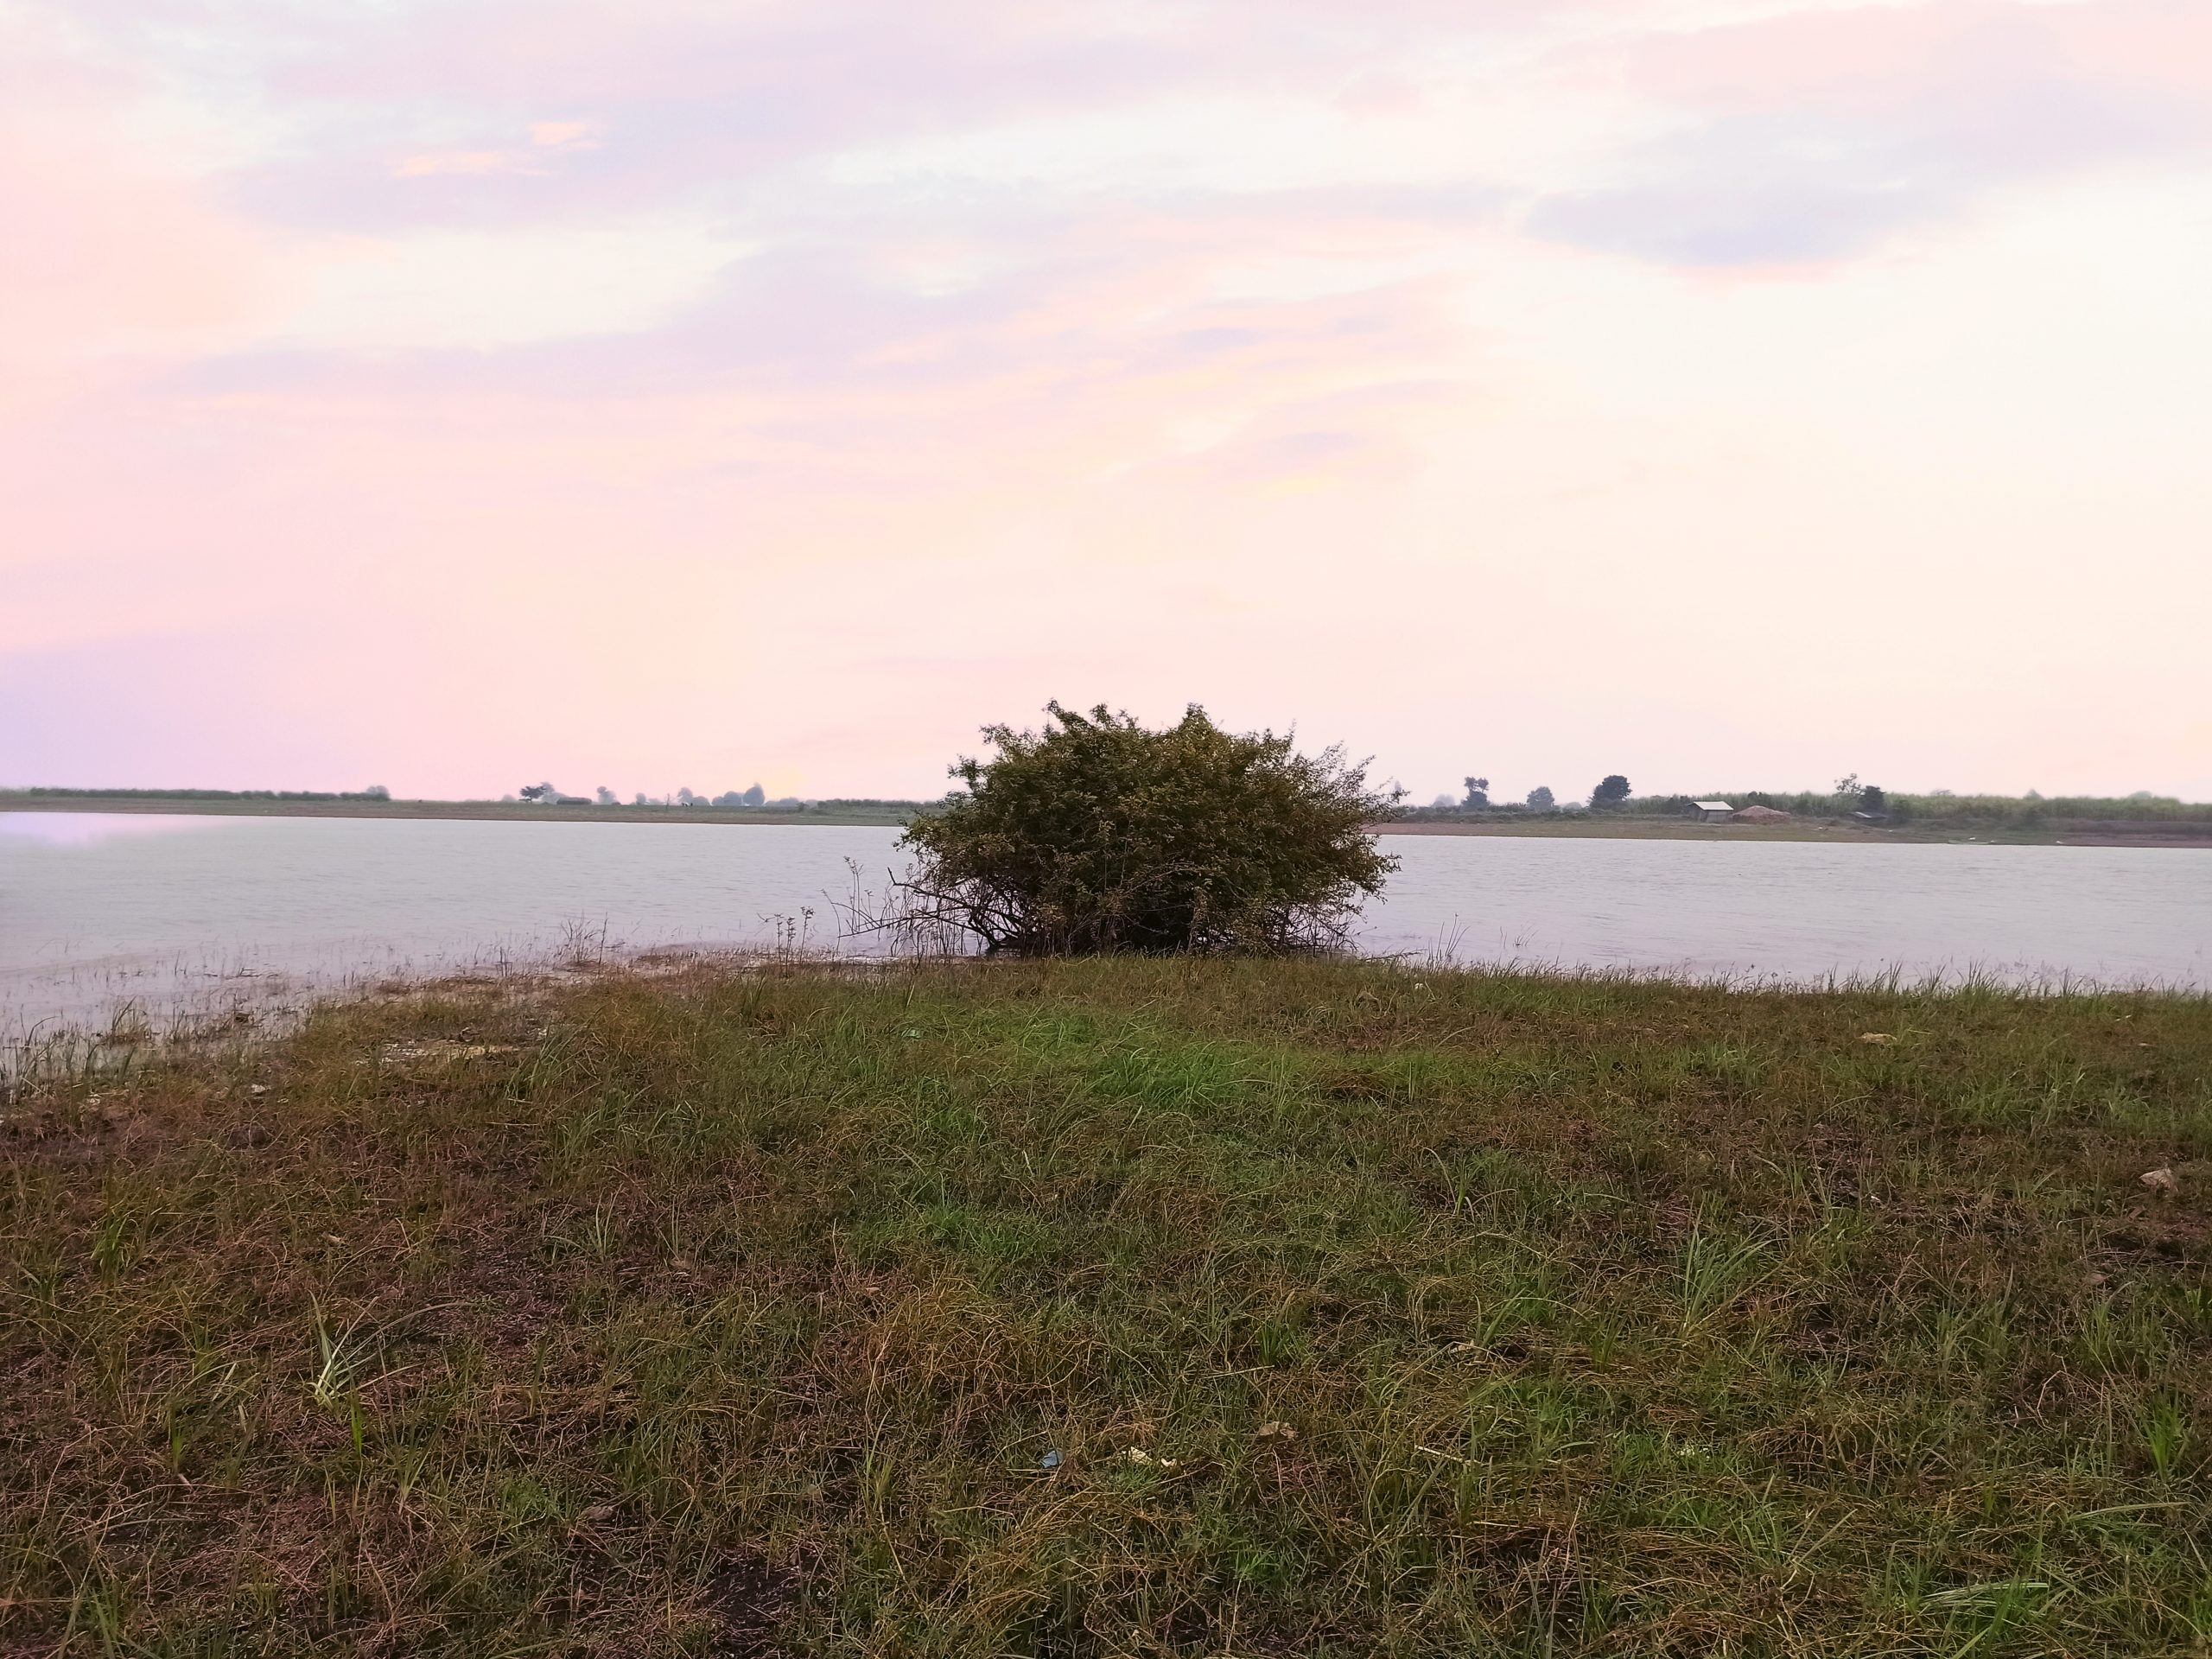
3,813 -> 2207,1039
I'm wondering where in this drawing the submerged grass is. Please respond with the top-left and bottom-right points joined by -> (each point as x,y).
3,958 -> 2210,1656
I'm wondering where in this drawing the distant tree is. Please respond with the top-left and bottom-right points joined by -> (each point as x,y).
519,783 -> 556,802
895,702 -> 1400,955
1429,794 -> 1459,810
741,783 -> 766,808
632,792 -> 648,806
676,787 -> 701,806
1525,785 -> 1554,810
1859,785 -> 1886,813
594,786 -> 617,805
1463,776 -> 1491,810
360,785 -> 391,801
1592,774 -> 1631,809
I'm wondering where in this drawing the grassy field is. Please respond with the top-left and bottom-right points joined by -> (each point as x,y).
4,958 -> 2209,1656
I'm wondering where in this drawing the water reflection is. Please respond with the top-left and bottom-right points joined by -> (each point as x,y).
0,811 -> 226,847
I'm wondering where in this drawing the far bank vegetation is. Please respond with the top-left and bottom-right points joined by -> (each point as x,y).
1402,776 -> 2212,836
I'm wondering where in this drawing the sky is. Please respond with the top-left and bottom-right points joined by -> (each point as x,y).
3,0 -> 2209,804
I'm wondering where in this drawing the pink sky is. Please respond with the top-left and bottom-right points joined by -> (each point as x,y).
4,0 -> 2209,803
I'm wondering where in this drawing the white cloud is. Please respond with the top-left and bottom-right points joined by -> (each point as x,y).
277,220 -> 749,351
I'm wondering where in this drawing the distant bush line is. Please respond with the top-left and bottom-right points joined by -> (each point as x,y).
1697,791 -> 2209,827
0,788 -> 934,815
10,785 -> 2205,830
3,787 -> 399,803
1399,791 -> 2212,828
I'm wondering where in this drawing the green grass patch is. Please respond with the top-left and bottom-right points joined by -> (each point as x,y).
3,958 -> 2209,1655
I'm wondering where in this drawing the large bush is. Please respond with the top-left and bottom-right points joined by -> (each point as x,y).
897,702 -> 1399,954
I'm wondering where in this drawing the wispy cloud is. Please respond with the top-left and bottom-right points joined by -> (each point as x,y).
1530,0 -> 2212,267
3,0 -> 2210,797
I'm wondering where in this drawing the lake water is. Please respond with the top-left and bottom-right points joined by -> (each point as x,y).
3,812 -> 2207,1041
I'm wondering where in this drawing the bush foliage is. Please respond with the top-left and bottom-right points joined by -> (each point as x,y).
897,702 -> 1398,954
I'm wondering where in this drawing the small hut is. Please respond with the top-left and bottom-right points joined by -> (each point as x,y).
1691,800 -> 1735,823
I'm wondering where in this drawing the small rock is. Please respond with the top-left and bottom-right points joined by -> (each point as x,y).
2140,1167 -> 2179,1195
1039,1448 -> 1062,1471
1255,1421 -> 1297,1442
246,1084 -> 269,1097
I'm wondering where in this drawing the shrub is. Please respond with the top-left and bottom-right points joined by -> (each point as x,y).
1592,773 -> 1631,808
896,702 -> 1399,954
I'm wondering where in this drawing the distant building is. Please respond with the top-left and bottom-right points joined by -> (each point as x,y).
1691,800 -> 1735,823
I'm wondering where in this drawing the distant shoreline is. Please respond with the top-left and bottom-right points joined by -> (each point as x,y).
1376,817 -> 2212,849
0,794 -> 916,829
8,793 -> 2211,847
